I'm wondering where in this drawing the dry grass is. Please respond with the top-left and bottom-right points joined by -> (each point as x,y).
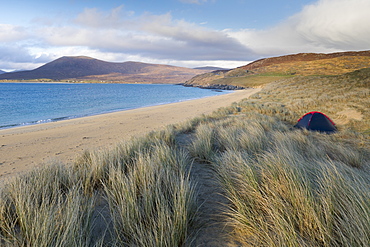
187,113 -> 370,246
0,68 -> 369,246
246,56 -> 370,76
185,68 -> 370,246
0,164 -> 96,246
1,134 -> 197,246
102,142 -> 196,246
233,68 -> 370,138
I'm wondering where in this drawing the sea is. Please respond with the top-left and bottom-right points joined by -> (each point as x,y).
0,82 -> 232,129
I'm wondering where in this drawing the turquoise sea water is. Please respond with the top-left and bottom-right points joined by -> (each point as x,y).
0,83 -> 231,129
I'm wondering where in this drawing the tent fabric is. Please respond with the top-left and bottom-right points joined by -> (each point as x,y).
295,111 -> 337,133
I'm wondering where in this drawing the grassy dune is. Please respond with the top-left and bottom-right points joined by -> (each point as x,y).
1,69 -> 369,246
244,68 -> 370,135
1,132 -> 197,246
189,114 -> 369,246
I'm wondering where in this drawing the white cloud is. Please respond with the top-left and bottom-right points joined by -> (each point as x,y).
293,0 -> 370,50
1,0 -> 370,71
0,24 -> 30,42
228,0 -> 370,57
37,7 -> 254,62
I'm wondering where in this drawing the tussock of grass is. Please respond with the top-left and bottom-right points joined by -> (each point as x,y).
0,164 -> 95,246
189,124 -> 216,161
103,142 -> 196,246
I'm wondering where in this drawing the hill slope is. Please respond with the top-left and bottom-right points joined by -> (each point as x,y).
0,56 -> 209,84
193,66 -> 229,71
184,50 -> 370,88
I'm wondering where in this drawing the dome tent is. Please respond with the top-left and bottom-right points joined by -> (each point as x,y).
294,111 -> 337,133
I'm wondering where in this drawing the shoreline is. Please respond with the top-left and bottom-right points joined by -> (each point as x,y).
0,92 -> 232,131
0,88 -> 260,182
0,82 -> 232,130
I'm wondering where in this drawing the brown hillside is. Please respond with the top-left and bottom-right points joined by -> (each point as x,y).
241,50 -> 370,70
184,50 -> 370,88
242,55 -> 370,76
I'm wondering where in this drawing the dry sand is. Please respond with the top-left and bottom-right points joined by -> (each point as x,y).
0,88 -> 260,182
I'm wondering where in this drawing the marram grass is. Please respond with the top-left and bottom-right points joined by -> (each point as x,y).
0,137 -> 197,246
1,114 -> 369,246
1,70 -> 369,246
187,113 -> 369,247
0,163 -> 96,247
103,143 -> 196,246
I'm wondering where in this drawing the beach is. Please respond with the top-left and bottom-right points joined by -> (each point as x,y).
0,88 -> 260,181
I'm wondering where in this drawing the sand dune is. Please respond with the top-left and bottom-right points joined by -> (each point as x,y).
0,88 -> 260,182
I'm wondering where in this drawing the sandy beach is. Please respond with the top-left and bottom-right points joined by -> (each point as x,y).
0,88 -> 260,181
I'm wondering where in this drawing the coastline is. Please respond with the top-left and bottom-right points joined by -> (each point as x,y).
0,88 -> 260,182
0,82 -> 232,130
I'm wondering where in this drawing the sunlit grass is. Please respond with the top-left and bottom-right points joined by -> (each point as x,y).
0,164 -> 96,246
187,113 -> 370,246
1,137 -> 197,246
1,68 -> 369,246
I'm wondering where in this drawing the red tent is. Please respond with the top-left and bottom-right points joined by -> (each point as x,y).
294,111 -> 336,133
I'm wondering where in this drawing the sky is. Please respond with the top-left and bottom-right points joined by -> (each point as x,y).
1,0 -> 370,71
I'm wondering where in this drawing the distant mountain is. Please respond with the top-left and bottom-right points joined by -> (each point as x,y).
0,56 -> 211,84
184,50 -> 370,88
0,70 -> 5,74
11,69 -> 28,73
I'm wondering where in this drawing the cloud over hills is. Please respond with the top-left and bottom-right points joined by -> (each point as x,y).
228,0 -> 370,56
0,0 -> 369,71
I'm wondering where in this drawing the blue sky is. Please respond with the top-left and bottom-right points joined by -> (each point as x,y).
1,0 -> 369,71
